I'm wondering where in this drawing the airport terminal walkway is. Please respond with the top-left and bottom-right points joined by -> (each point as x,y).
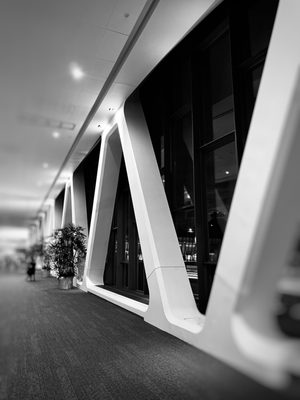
0,271 -> 294,400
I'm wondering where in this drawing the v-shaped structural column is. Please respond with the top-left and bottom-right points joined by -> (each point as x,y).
82,93 -> 202,337
82,125 -> 122,290
120,94 -> 202,335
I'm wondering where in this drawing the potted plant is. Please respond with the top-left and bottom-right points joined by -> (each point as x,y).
47,224 -> 87,289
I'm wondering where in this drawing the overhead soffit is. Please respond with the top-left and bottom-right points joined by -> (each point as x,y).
0,0 -> 221,244
0,0 -> 148,233
59,0 -> 221,202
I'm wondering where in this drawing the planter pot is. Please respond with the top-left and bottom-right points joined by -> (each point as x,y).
58,276 -> 73,290
41,269 -> 50,278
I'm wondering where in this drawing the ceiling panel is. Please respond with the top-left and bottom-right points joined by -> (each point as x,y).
0,0 -> 219,254
107,0 -> 147,35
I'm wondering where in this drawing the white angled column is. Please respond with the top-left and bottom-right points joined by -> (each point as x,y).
82,126 -> 122,292
119,95 -> 202,336
200,0 -> 300,386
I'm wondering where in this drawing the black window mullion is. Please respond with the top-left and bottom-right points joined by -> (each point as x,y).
198,131 -> 235,152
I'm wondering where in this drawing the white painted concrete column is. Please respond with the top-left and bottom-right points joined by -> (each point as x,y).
82,126 -> 122,291
199,0 -> 300,386
119,95 -> 202,337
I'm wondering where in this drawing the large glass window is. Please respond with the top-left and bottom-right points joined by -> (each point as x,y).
204,141 -> 237,262
103,160 -> 149,302
139,0 -> 278,312
171,110 -> 197,292
172,111 -> 194,209
203,31 -> 235,142
194,25 -> 238,311
173,208 -> 197,286
82,141 -> 101,231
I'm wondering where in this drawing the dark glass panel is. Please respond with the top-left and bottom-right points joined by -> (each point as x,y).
103,203 -> 118,286
247,0 -> 278,56
204,141 -> 237,262
55,188 -> 65,224
204,31 -> 235,142
172,112 -> 194,209
160,135 -> 165,169
104,227 -> 117,286
137,239 -> 145,291
173,208 -> 197,284
83,141 -> 101,231
104,159 -> 147,296
123,193 -> 129,262
171,59 -> 191,111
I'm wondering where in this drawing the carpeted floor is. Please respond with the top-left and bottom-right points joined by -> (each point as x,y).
0,271 -> 296,400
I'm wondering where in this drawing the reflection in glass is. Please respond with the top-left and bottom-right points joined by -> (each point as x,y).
104,159 -> 148,297
205,141 -> 237,262
172,112 -> 194,208
137,240 -> 144,291
124,235 -> 129,261
123,195 -> 129,262
205,31 -> 234,141
174,209 -> 197,280
160,135 -> 165,169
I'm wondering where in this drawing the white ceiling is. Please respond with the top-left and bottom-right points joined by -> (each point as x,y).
0,0 -> 219,253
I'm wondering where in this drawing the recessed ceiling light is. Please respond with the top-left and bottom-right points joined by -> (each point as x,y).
52,131 -> 60,139
108,107 -> 114,111
225,170 -> 230,175
70,62 -> 85,80
43,162 -> 49,169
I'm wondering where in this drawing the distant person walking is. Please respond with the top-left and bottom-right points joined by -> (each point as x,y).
27,257 -> 36,281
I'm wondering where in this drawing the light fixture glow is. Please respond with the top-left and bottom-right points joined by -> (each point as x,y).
43,162 -> 49,169
52,131 -> 60,139
225,170 -> 230,175
70,62 -> 85,80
